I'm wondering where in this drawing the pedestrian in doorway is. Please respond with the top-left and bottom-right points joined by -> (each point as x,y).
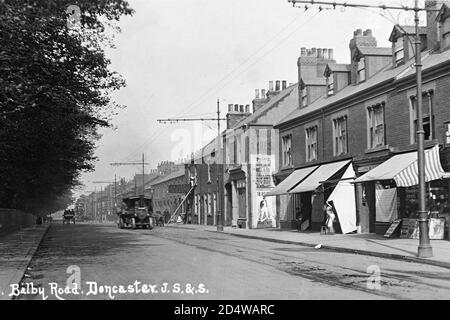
324,201 -> 336,234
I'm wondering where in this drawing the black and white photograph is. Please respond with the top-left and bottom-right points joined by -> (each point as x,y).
1,0 -> 450,310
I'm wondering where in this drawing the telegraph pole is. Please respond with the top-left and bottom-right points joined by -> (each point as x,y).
288,0 -> 437,257
110,154 -> 150,206
92,178 -> 118,217
216,98 -> 224,231
158,100 -> 226,231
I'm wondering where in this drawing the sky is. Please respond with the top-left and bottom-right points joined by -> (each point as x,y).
75,0 -> 425,196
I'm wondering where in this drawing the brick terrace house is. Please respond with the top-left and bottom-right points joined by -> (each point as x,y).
149,168 -> 187,223
273,0 -> 450,235
185,136 -> 224,226
222,80 -> 300,229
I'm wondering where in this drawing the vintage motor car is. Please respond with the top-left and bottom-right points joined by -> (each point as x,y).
63,209 -> 76,224
118,196 -> 155,229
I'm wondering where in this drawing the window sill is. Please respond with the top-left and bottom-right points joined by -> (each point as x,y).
407,139 -> 439,150
365,145 -> 390,154
333,153 -> 349,158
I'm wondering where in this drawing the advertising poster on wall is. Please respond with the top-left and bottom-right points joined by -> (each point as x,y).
251,154 -> 276,228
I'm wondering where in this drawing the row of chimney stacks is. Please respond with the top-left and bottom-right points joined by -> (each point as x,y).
228,104 -> 250,113
300,47 -> 334,60
255,80 -> 288,99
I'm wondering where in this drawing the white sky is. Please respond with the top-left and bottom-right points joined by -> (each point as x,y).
76,0 -> 425,196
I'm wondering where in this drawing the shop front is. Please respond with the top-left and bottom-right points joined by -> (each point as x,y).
288,160 -> 356,232
266,166 -> 318,229
268,159 -> 358,233
354,145 -> 449,238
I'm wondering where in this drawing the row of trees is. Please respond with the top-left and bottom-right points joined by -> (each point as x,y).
0,0 -> 133,214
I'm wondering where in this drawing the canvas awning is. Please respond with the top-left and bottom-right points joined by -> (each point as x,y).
265,166 -> 318,197
354,145 -> 447,187
289,160 -> 351,193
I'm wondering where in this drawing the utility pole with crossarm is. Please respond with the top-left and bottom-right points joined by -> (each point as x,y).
110,154 -> 150,206
158,99 -> 226,231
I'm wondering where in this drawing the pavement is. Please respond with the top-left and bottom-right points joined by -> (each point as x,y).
0,224 -> 49,300
2,222 -> 450,300
166,223 -> 450,269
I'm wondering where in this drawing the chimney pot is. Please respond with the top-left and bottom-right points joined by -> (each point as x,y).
363,29 -> 372,36
300,47 -> 307,56
240,105 -> 244,112
322,48 -> 328,59
261,89 -> 266,97
245,104 -> 250,113
282,80 -> 287,89
311,48 -> 317,56
356,29 -> 362,36
317,48 -> 323,58
328,48 -> 334,60
269,81 -> 274,91
234,104 -> 239,112
255,89 -> 260,99
275,80 -> 281,91
228,104 -> 233,112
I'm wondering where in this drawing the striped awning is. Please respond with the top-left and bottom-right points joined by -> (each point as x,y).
395,145 -> 446,187
354,145 -> 447,187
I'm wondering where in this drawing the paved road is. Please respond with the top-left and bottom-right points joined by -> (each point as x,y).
15,223 -> 450,300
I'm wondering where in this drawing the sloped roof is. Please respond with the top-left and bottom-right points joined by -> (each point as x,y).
325,63 -> 351,73
192,134 -> 223,163
233,83 -> 297,127
149,169 -> 186,186
275,49 -> 450,128
389,25 -> 428,42
300,78 -> 327,86
437,4 -> 450,22
356,47 -> 392,57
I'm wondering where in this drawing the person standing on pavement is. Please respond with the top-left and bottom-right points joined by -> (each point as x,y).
324,201 -> 336,234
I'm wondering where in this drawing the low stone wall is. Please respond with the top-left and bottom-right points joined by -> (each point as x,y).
0,209 -> 36,237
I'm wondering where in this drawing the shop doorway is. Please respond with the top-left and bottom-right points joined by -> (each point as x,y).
299,192 -> 312,231
238,188 -> 246,219
225,183 -> 233,226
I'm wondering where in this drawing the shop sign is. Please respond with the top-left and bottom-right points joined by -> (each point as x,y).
255,155 -> 273,188
384,219 -> 402,238
401,218 -> 445,239
168,184 -> 190,194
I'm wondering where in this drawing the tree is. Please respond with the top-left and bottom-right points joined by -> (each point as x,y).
0,0 -> 134,214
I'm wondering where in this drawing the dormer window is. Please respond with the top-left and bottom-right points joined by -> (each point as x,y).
327,75 -> 334,96
394,38 -> 404,67
301,87 -> 307,107
357,58 -> 366,83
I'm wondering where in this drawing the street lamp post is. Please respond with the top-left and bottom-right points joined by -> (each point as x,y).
157,100 -> 227,231
414,0 -> 432,258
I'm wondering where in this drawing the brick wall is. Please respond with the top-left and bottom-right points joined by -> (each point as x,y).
280,72 -> 450,169
152,175 -> 187,222
190,163 -> 223,226
0,209 -> 36,237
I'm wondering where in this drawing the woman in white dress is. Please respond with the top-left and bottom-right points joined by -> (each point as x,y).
325,201 -> 336,234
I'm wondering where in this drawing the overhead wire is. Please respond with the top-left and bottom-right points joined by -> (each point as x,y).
118,10 -> 322,162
